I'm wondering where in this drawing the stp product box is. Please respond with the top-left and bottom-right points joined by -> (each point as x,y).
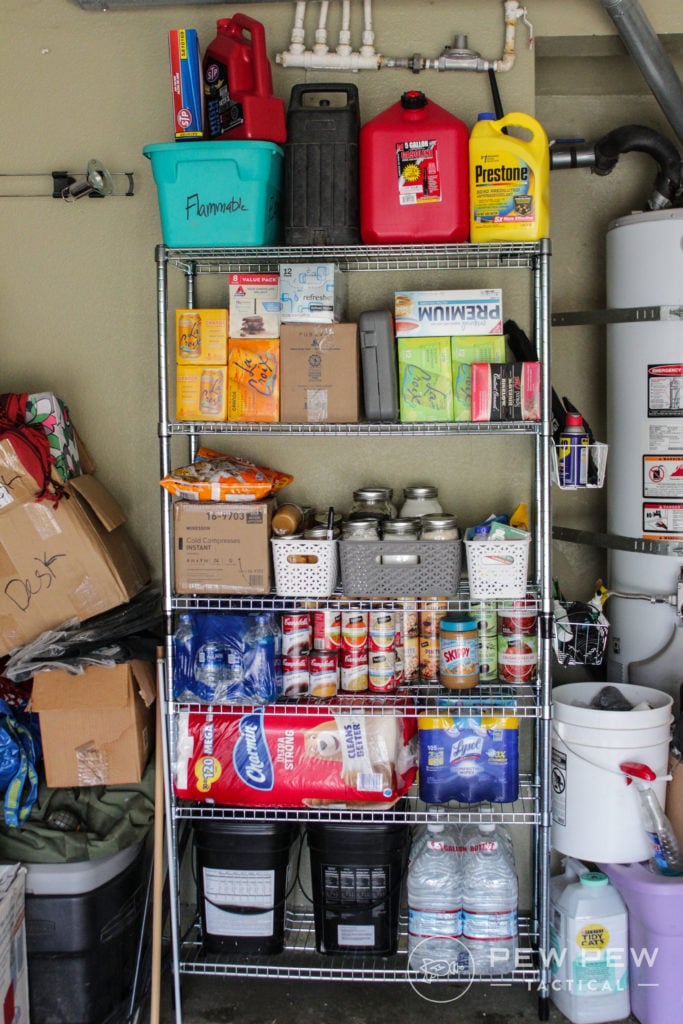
228,338 -> 280,422
175,365 -> 228,421
174,499 -> 275,594
168,29 -> 203,140
31,661 -> 156,788
279,263 -> 347,322
471,361 -> 541,421
0,865 -> 29,1024
0,440 -> 149,657
452,334 -> 507,421
397,336 -> 453,422
228,273 -> 281,339
395,288 -> 503,337
280,323 -> 360,423
176,308 -> 228,364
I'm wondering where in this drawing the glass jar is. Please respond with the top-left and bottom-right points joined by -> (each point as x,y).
399,485 -> 442,518
342,518 -> 380,541
349,487 -> 397,521
421,513 -> 460,541
304,524 -> 341,539
381,518 -> 421,541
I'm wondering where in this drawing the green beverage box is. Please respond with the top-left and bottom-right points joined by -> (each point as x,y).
398,336 -> 453,422
452,334 -> 507,421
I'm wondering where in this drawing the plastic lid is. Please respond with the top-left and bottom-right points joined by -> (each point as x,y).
565,412 -> 583,427
477,112 -> 497,121
441,614 -> 477,632
478,823 -> 495,833
427,823 -> 445,833
580,872 -> 609,887
401,90 -> 427,109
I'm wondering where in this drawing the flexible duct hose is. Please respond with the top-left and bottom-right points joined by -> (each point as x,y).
593,124 -> 682,208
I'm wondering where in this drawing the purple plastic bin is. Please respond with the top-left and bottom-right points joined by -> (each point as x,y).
598,861 -> 683,1024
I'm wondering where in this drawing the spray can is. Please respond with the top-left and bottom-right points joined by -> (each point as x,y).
203,13 -> 286,143
557,413 -> 589,487
359,90 -> 469,245
469,111 -> 550,243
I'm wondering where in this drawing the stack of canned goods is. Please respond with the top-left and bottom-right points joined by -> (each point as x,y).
497,597 -> 539,684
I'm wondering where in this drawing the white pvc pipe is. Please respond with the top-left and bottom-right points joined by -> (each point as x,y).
337,0 -> 352,56
288,0 -> 307,55
277,49 -> 381,70
313,0 -> 330,55
492,0 -> 528,73
361,0 -> 376,55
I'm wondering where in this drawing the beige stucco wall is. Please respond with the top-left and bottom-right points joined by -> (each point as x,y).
0,0 -> 681,606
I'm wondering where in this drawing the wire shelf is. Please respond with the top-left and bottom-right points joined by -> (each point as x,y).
171,777 -> 540,825
178,907 -> 540,982
165,419 -> 541,437
163,242 -> 547,276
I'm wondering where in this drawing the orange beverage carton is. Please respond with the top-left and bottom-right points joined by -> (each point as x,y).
176,365 -> 228,421
228,339 -> 279,422
176,309 -> 229,364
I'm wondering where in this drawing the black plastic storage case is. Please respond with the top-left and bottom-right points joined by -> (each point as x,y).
359,309 -> 400,421
283,83 -> 361,246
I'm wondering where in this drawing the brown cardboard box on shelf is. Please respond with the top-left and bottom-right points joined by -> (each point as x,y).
31,660 -> 156,788
174,498 -> 274,595
0,439 -> 149,657
279,322 -> 360,423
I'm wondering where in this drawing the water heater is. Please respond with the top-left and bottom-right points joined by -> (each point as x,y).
606,208 -> 683,703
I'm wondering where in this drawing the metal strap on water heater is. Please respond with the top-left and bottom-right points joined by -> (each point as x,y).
552,305 -> 683,326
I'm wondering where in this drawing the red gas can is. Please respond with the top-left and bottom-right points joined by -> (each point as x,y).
203,13 -> 286,144
359,90 -> 469,244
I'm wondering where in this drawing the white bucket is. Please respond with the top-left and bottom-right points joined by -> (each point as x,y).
552,682 -> 673,863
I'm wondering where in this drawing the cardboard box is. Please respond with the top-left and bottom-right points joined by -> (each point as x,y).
174,499 -> 274,594
279,323 -> 360,423
228,338 -> 279,422
0,440 -> 149,657
279,263 -> 347,322
471,361 -> 541,421
228,273 -> 281,339
31,661 -> 156,788
175,365 -> 228,420
168,28 -> 203,140
176,308 -> 228,364
452,335 -> 507,421
398,336 -> 453,422
395,288 -> 503,337
0,865 -> 29,1024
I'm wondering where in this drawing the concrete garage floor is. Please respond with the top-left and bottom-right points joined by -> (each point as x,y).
160,976 -> 640,1024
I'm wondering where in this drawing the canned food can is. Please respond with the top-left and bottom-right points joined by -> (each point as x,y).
341,611 -> 369,651
478,634 -> 498,682
397,601 -> 419,641
369,610 -> 395,634
309,652 -> 339,697
341,649 -> 369,692
402,636 -> 420,684
394,649 -> 405,687
419,598 -> 449,637
282,654 -> 309,697
282,613 -> 312,656
419,636 -> 440,683
498,598 -> 538,637
313,610 -> 342,651
470,600 -> 498,637
497,634 -> 538,684
368,650 -> 396,692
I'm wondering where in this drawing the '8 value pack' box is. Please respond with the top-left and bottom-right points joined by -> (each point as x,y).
228,273 -> 281,339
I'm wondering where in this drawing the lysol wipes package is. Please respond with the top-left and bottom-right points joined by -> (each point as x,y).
418,715 -> 519,804
174,696 -> 417,807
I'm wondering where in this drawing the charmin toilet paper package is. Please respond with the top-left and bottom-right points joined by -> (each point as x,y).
174,696 -> 417,808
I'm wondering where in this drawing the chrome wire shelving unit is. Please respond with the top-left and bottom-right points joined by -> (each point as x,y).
155,240 -> 553,1022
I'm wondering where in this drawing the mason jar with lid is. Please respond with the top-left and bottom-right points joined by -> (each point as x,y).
381,518 -> 421,541
399,485 -> 442,518
304,524 -> 341,539
421,513 -> 460,541
342,518 -> 380,541
349,486 -> 397,521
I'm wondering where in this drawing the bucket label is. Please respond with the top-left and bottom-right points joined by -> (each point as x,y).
396,140 -> 441,205
233,713 -> 274,791
472,155 -> 534,225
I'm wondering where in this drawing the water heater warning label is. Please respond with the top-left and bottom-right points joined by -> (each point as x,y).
642,502 -> 683,538
643,455 -> 683,498
648,363 -> 683,417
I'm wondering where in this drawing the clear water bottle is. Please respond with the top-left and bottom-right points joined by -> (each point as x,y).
173,612 -> 196,700
194,640 -> 240,704
462,823 -> 518,976
407,823 -> 467,978
244,612 -> 280,703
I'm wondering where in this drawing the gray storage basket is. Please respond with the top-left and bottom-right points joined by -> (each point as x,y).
339,539 -> 462,597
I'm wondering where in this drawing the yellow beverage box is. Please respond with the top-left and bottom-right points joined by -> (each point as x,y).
228,339 -> 279,423
452,335 -> 507,421
176,308 -> 229,364
398,336 -> 453,422
175,365 -> 227,421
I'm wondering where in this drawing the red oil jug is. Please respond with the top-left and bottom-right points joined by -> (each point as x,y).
359,90 -> 469,245
203,13 -> 286,144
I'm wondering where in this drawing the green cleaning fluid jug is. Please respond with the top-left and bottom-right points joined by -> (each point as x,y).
469,111 -> 549,242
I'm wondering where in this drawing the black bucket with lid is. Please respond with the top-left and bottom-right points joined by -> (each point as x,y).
283,83 -> 361,246
305,821 -> 409,955
193,820 -> 299,955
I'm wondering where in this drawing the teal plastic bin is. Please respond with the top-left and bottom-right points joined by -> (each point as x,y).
143,140 -> 283,247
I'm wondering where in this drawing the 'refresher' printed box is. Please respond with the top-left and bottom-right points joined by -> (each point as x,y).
279,263 -> 347,322
398,336 -> 453,422
395,288 -> 503,337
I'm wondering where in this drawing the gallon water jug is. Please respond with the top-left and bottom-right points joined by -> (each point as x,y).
359,90 -> 469,245
284,83 -> 361,246
550,860 -> 630,1024
469,111 -> 549,242
203,13 -> 286,144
